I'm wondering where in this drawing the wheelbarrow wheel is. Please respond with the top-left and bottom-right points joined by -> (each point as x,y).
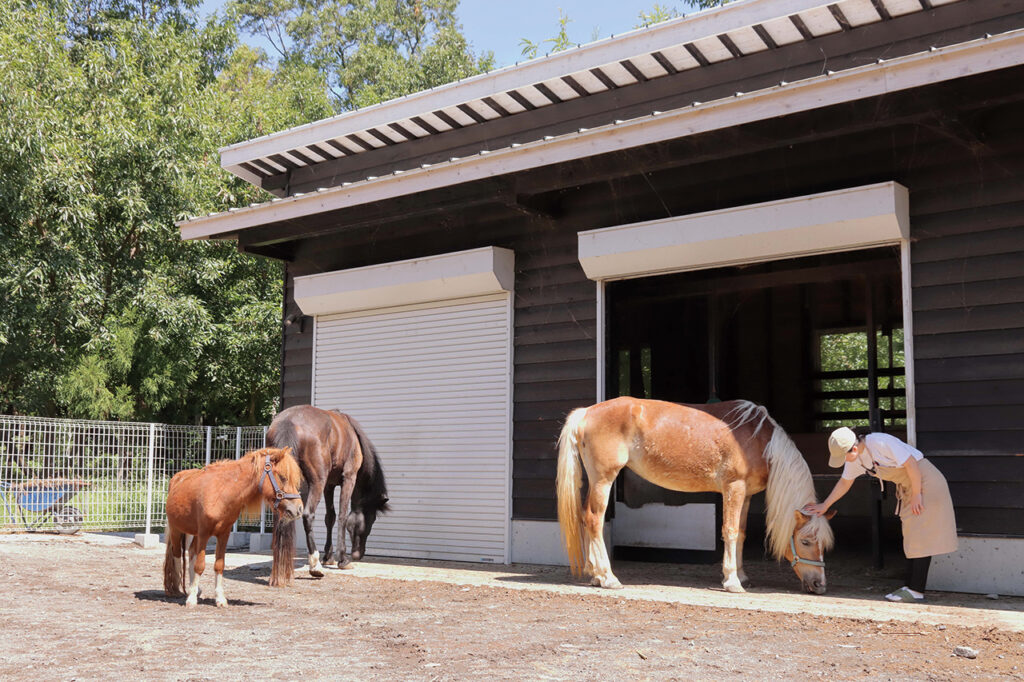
54,505 -> 84,534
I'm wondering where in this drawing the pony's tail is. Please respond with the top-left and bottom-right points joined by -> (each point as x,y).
556,407 -> 588,578
270,512 -> 295,587
163,528 -> 184,596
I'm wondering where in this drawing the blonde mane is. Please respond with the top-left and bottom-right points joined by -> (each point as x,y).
725,401 -> 834,561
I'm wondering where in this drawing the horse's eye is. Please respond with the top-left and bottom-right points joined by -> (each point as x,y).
801,540 -> 812,546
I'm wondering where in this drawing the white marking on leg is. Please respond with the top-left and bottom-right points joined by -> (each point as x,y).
308,550 -> 324,577
185,557 -> 200,607
722,530 -> 744,593
214,572 -> 227,608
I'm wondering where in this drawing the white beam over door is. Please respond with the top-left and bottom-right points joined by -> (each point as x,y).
294,246 -> 514,316
578,182 -> 909,281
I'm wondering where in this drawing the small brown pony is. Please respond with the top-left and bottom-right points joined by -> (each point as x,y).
268,405 -> 389,587
557,397 -> 835,594
163,447 -> 302,607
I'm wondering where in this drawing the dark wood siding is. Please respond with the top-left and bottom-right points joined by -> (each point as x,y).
266,67 -> 1024,533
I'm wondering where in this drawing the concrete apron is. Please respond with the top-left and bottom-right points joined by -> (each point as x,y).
216,550 -> 1024,633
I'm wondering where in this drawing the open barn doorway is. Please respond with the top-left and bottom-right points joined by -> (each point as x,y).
605,246 -> 907,564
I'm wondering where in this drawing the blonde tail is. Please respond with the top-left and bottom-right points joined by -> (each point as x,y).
556,408 -> 588,578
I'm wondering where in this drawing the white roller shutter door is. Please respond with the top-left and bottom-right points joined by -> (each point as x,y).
312,294 -> 512,563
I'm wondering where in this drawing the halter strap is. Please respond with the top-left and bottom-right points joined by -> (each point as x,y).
790,534 -> 826,568
259,455 -> 302,501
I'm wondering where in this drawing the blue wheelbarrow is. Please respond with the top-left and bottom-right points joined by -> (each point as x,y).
0,479 -> 90,534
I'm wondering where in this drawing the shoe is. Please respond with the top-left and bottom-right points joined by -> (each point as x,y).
885,586 -> 925,602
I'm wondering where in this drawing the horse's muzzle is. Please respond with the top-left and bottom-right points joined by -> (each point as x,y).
278,503 -> 303,522
804,579 -> 827,595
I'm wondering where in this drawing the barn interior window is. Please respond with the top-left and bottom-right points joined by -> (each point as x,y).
616,347 -> 652,399
816,327 -> 906,430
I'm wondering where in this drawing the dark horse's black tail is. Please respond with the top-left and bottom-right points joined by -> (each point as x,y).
267,418 -> 301,587
348,415 -> 390,515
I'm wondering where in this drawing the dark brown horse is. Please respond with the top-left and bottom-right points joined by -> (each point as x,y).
268,405 -> 389,587
557,397 -> 835,594
163,446 -> 302,607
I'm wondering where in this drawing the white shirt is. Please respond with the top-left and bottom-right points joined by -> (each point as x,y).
840,432 -> 923,480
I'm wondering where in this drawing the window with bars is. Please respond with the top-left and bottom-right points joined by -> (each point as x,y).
815,327 -> 906,430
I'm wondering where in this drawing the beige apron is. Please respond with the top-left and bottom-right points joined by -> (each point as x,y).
872,459 -> 958,559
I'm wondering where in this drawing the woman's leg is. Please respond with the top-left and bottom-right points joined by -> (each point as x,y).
906,556 -> 931,593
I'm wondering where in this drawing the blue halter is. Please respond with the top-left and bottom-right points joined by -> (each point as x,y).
259,455 -> 302,502
790,534 -> 826,568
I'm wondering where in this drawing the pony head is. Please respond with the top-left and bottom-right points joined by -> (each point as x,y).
784,509 -> 836,594
255,447 -> 304,521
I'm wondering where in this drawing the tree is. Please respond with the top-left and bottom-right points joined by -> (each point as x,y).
229,0 -> 495,110
0,1 -> 332,424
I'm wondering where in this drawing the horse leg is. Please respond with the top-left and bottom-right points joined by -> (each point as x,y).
737,495 -> 752,586
583,478 -> 621,589
321,484 -> 337,566
334,474 -> 358,569
303,484 -> 326,578
720,480 -> 747,593
185,534 -> 206,607
213,533 -> 229,607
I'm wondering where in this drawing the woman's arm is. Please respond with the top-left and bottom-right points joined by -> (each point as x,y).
802,476 -> 855,516
903,456 -> 924,515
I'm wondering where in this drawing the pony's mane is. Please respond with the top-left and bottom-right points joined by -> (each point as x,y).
204,447 -> 301,488
725,401 -> 835,560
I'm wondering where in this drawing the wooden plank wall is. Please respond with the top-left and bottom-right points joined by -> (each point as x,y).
274,72 -> 1024,537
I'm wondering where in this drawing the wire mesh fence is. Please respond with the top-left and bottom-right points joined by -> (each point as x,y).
0,415 -> 270,535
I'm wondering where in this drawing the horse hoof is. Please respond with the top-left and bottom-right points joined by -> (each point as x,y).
185,599 -> 197,608
723,582 -> 746,593
309,566 -> 325,578
338,562 -> 355,571
216,599 -> 228,608
323,559 -> 338,567
591,576 -> 623,589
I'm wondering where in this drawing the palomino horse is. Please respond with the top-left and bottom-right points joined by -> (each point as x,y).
163,446 -> 302,607
267,405 -> 390,586
557,397 -> 836,594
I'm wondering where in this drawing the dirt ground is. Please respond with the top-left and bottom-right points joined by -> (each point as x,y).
1,534 -> 1022,681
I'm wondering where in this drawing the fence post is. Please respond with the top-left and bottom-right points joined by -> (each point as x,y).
233,427 -> 242,535
260,426 -> 269,534
134,422 -> 159,549
205,426 -> 211,466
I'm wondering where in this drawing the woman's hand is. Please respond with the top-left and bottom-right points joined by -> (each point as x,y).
908,493 -> 924,516
801,502 -> 828,516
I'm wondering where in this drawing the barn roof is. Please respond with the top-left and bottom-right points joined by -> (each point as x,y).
180,0 -> 1024,241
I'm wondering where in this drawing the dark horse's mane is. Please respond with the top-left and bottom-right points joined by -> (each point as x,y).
333,410 -> 390,516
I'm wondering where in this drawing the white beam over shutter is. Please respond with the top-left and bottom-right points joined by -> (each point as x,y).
294,246 -> 514,315
577,181 -> 909,280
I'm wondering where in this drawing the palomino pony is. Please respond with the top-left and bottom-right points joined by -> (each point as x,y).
267,405 -> 390,586
557,397 -> 836,594
163,446 -> 302,607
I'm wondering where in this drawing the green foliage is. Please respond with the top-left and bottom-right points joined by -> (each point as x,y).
229,0 -> 494,110
818,329 -> 906,429
0,1 -> 332,424
520,8 -> 574,60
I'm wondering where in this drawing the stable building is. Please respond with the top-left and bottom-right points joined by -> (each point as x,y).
180,0 -> 1024,594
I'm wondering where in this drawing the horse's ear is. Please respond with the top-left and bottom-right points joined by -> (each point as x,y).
824,509 -> 837,520
269,447 -> 291,461
793,509 -> 809,527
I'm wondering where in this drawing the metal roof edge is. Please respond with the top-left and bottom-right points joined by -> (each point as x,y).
217,0 -> 851,169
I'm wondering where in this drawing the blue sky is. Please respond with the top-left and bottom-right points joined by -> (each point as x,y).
199,1 -> 703,69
